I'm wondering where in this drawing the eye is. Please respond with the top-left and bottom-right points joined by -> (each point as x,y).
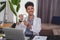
27,8 -> 30,10
31,8 -> 33,9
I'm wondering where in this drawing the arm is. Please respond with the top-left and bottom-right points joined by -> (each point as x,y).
37,18 -> 41,33
24,20 -> 32,29
31,18 -> 41,35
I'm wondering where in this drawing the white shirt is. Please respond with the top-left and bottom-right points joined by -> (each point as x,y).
15,16 -> 41,35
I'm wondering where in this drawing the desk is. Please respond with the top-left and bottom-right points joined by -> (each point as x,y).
0,23 -> 12,28
47,36 -> 60,40
39,29 -> 53,36
39,29 -> 60,40
53,29 -> 60,35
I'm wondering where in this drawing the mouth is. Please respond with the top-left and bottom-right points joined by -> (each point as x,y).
29,11 -> 33,13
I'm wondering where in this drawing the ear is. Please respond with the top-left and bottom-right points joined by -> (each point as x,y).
26,9 -> 29,14
26,10 -> 28,13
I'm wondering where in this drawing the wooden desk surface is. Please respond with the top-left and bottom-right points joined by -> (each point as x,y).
39,29 -> 53,36
53,29 -> 60,35
0,23 -> 12,28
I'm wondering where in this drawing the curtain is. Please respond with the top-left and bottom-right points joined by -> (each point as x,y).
37,0 -> 58,23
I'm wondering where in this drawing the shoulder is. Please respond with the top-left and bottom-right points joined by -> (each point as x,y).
37,17 -> 41,20
35,17 -> 41,21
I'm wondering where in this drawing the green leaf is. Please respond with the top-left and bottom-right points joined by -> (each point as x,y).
8,0 -> 17,16
19,0 -> 21,2
0,34 -> 3,37
16,4 -> 20,12
11,0 -> 21,5
8,0 -> 21,23
0,2 -> 6,12
17,0 -> 21,4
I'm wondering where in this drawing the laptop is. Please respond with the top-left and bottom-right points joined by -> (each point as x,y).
3,28 -> 25,40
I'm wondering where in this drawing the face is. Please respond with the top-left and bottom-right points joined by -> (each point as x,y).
26,6 -> 34,16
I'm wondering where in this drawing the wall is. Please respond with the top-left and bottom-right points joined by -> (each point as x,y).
0,0 -> 6,21
6,0 -> 13,23
54,0 -> 60,16
0,0 -> 13,23
0,10 -> 4,21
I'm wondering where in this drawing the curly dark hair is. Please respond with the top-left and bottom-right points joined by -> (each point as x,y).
25,2 -> 34,9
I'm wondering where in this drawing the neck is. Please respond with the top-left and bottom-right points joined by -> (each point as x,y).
28,15 -> 34,20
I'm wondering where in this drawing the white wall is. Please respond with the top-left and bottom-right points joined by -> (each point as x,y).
0,0 -> 6,21
0,0 -> 6,2
0,0 -> 13,22
0,10 -> 4,21
6,0 -> 13,23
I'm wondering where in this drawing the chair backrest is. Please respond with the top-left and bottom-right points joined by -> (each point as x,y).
51,16 -> 60,25
3,28 -> 25,40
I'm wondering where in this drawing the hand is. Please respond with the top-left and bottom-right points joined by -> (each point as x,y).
19,14 -> 23,21
17,22 -> 21,25
33,32 -> 38,35
24,20 -> 29,26
24,20 -> 32,29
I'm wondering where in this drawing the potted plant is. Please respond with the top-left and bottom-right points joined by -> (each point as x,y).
8,0 -> 21,23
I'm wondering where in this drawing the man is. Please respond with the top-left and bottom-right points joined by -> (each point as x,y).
16,2 -> 41,40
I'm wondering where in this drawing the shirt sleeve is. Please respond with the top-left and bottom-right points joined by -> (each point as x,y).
15,22 -> 26,33
30,18 -> 41,35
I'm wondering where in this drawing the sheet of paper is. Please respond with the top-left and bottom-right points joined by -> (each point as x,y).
33,36 -> 47,40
